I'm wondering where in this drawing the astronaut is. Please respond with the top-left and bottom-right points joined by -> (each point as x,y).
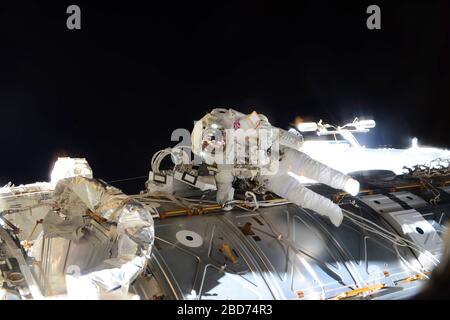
191,108 -> 360,227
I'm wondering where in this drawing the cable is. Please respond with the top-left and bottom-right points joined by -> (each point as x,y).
106,176 -> 148,184
342,208 -> 440,268
151,147 -> 191,174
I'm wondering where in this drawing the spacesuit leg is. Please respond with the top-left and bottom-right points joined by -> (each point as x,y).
266,173 -> 344,227
280,148 -> 360,196
215,164 -> 235,210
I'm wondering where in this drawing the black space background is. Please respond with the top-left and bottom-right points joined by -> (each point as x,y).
0,1 -> 449,192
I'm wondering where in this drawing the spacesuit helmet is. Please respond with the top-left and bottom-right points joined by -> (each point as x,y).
191,108 -> 274,166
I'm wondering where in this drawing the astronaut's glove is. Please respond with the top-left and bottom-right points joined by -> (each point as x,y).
344,178 -> 360,196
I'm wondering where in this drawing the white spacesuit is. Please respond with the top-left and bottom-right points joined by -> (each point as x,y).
192,108 -> 360,227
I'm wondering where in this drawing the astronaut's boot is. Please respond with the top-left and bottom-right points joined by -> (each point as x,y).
326,203 -> 344,227
266,173 -> 345,227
